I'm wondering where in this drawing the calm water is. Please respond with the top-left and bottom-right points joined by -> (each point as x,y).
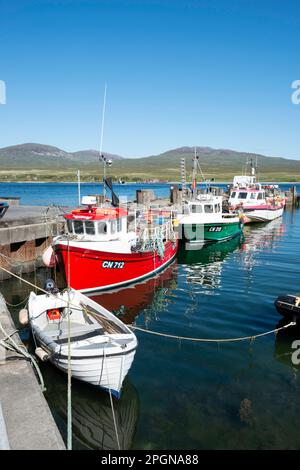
1,183 -> 300,450
1,181 -> 296,207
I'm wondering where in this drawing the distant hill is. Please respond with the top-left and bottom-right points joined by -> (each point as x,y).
0,143 -> 123,168
0,143 -> 299,182
114,145 -> 300,175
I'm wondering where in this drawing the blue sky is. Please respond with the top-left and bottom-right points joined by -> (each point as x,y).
0,0 -> 300,159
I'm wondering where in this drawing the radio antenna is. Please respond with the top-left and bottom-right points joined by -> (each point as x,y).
99,83 -> 107,199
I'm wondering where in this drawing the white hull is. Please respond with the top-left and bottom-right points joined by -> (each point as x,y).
244,206 -> 284,223
28,289 -> 138,398
50,347 -> 136,395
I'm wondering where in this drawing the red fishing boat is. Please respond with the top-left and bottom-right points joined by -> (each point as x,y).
52,196 -> 178,293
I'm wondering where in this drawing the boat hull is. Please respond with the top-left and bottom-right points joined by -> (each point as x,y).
50,347 -> 137,399
243,206 -> 284,223
55,240 -> 178,292
275,295 -> 300,320
180,221 -> 243,248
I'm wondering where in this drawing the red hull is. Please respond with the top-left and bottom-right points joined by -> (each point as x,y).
56,240 -> 178,292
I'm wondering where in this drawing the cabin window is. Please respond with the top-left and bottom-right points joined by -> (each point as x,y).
231,192 -> 236,198
204,205 -> 213,213
257,193 -> 263,200
191,204 -> 202,213
117,218 -> 122,232
250,193 -> 256,199
214,204 -> 221,213
238,192 -> 248,199
97,221 -> 107,234
73,221 -> 84,234
85,221 -> 95,235
111,220 -> 117,234
66,220 -> 73,233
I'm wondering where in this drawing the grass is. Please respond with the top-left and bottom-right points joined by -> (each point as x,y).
0,168 -> 299,183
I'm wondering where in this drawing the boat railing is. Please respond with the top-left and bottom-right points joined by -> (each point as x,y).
138,219 -> 174,244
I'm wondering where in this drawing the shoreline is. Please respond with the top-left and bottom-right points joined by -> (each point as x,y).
0,181 -> 299,185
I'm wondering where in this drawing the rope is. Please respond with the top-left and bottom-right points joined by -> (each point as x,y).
66,237 -> 72,451
1,263 -> 296,345
130,321 -> 296,343
0,322 -> 45,391
4,295 -> 29,308
104,348 -> 121,450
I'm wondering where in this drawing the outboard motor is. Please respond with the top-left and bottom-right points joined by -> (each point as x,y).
44,278 -> 59,294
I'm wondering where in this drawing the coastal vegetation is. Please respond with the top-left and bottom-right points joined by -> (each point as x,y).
0,143 -> 299,182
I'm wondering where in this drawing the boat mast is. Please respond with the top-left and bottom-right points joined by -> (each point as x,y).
99,83 -> 107,200
250,157 -> 257,183
77,169 -> 81,205
191,146 -> 198,198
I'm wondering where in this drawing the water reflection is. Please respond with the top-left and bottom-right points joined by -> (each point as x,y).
90,261 -> 178,325
177,235 -> 243,293
44,364 -> 139,450
240,218 -> 285,271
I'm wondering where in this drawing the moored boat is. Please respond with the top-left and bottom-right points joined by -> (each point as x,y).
228,186 -> 284,223
275,294 -> 300,320
28,283 -> 138,398
0,201 -> 9,219
178,194 -> 243,248
177,150 -> 243,248
52,196 -> 178,292
228,159 -> 285,223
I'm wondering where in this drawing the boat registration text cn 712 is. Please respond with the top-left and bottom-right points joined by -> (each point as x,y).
102,261 -> 125,269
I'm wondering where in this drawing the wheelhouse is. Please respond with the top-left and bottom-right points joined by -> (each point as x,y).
64,207 -> 128,240
184,197 -> 222,215
229,188 -> 266,205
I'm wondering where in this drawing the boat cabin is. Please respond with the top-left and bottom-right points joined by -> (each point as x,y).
64,197 -> 128,240
229,188 -> 266,207
183,196 -> 222,216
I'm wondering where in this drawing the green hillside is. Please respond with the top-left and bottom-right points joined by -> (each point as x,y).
0,144 -> 299,182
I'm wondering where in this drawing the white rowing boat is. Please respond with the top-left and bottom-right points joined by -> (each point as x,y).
28,287 -> 138,398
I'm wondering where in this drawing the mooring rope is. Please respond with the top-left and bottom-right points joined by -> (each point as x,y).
66,237 -> 72,451
0,263 -> 297,344
0,321 -> 45,391
129,321 -> 296,343
4,295 -> 30,308
104,348 -> 121,451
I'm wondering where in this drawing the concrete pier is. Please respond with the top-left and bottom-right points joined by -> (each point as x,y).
0,205 -> 65,280
0,294 -> 65,449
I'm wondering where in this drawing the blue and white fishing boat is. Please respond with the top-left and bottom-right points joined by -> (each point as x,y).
0,202 -> 9,219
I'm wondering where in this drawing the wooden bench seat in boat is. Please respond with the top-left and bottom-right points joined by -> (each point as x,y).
42,321 -> 105,343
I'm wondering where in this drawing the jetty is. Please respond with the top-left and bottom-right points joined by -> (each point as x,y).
0,203 -> 64,280
0,294 -> 65,449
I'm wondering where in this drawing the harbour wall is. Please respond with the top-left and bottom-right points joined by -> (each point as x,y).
0,205 -> 64,280
0,294 -> 65,449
